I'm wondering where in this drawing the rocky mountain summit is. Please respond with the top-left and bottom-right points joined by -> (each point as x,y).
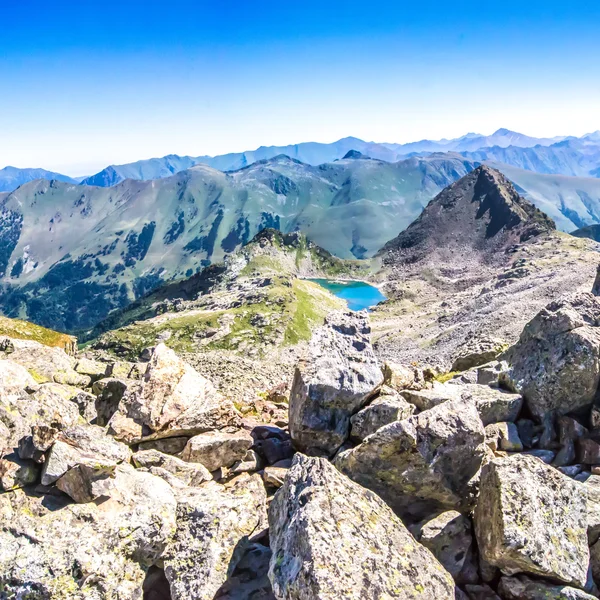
372,165 -> 600,369
3,281 -> 600,598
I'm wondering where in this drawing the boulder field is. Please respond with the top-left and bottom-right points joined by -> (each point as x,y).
2,291 -> 600,599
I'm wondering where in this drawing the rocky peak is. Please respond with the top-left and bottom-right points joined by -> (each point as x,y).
378,165 -> 555,263
342,149 -> 365,159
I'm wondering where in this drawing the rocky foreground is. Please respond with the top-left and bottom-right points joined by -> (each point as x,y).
3,280 -> 600,599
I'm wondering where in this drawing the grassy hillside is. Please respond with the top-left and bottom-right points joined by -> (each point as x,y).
0,315 -> 76,352
90,229 -> 355,360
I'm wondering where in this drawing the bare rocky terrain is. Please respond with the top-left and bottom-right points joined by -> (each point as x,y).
2,166 -> 600,599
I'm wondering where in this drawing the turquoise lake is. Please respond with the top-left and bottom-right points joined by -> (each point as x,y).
309,279 -> 387,312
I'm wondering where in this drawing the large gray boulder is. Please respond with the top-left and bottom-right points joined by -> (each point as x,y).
108,344 -> 239,443
335,398 -> 486,521
474,454 -> 589,588
0,464 -> 176,599
288,310 -> 383,456
503,293 -> 600,419
268,454 -> 455,599
164,473 -> 267,600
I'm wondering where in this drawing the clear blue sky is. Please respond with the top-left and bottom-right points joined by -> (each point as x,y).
1,0 -> 599,175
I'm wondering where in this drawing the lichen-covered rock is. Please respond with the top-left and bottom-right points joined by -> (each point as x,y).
0,383 -> 81,456
164,473 -> 267,600
459,384 -> 522,425
451,337 -> 507,372
503,293 -> 600,419
107,344 -> 239,443
0,465 -> 177,599
474,454 -> 589,587
0,359 -> 36,388
0,337 -> 76,383
349,386 -> 414,441
498,575 -> 597,600
335,398 -> 486,521
132,449 -> 211,486
181,430 -> 254,472
268,454 -> 455,599
56,462 -> 116,503
413,510 -> 478,584
289,310 -> 383,456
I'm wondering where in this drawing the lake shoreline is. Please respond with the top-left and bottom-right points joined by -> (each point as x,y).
305,277 -> 387,312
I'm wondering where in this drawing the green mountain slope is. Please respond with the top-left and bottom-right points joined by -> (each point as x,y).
0,154 -> 473,332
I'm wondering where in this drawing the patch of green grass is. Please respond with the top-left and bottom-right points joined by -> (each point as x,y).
434,371 -> 461,383
0,316 -> 75,352
284,279 -> 343,345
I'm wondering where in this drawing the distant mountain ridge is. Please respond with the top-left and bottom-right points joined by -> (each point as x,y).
5,128 -> 597,193
77,128 -> 577,188
0,166 -> 78,192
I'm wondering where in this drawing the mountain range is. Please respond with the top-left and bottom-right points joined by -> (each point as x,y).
4,128 -> 600,193
3,147 -> 600,336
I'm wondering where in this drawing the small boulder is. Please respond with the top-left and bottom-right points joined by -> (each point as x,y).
335,398 -> 486,521
400,383 -> 460,411
349,386 -> 414,441
498,575 -> 597,600
459,384 -> 522,425
56,462 -> 116,503
268,454 -> 455,599
138,436 -> 189,455
75,357 -> 108,380
382,361 -> 425,391
289,310 -> 383,456
451,337 -> 506,372
474,454 -> 588,588
181,430 -> 254,472
263,466 -> 288,488
132,449 -> 211,486
0,456 -> 39,490
484,422 -> 523,452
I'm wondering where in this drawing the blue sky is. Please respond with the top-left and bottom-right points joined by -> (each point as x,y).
1,0 -> 599,175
